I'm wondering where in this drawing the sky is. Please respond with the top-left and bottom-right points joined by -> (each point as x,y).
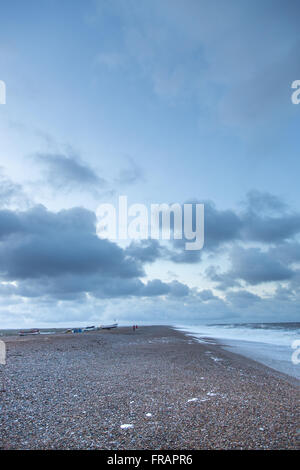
0,0 -> 300,328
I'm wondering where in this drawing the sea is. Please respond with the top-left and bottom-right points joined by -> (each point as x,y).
175,322 -> 300,380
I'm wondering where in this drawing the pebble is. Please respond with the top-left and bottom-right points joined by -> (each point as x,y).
0,326 -> 298,450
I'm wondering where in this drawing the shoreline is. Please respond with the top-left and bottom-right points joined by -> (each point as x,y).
173,327 -> 300,386
0,326 -> 298,449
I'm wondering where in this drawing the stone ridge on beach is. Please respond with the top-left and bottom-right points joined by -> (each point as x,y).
0,326 -> 298,449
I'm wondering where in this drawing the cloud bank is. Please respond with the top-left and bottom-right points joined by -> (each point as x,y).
0,187 -> 300,327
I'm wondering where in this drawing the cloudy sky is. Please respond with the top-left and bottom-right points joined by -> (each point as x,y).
0,0 -> 300,328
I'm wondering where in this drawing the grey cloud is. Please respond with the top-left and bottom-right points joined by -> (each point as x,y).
0,169 -> 30,209
205,265 -> 241,291
240,192 -> 300,243
273,285 -> 297,302
167,241 -> 203,264
167,199 -> 242,264
226,290 -> 261,308
269,242 -> 300,265
0,205 -> 142,281
0,210 -> 23,239
204,201 -> 242,249
237,191 -> 300,244
167,192 -> 300,264
241,212 -> 300,244
141,279 -> 170,297
70,277 -> 190,300
208,246 -> 294,288
92,277 -> 145,299
242,190 -> 289,215
0,188 -> 299,307
125,239 -> 164,264
35,152 -> 107,195
168,280 -> 190,297
197,289 -> 217,302
0,205 -> 193,302
1,272 -> 190,301
207,190 -> 300,246
3,289 -> 300,328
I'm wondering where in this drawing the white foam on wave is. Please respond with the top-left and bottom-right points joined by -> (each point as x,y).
175,323 -> 300,347
175,323 -> 300,380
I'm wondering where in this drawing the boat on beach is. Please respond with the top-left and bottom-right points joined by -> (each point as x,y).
19,329 -> 40,336
99,323 -> 118,330
83,325 -> 96,331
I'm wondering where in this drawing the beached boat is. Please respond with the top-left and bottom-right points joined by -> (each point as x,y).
19,329 -> 40,336
83,325 -> 96,331
99,323 -> 118,330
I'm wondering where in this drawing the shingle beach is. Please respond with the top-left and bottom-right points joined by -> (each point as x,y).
0,326 -> 299,449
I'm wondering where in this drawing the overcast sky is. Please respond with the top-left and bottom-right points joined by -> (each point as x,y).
0,0 -> 300,328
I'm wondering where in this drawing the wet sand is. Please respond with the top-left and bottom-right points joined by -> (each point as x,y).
0,326 -> 299,449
